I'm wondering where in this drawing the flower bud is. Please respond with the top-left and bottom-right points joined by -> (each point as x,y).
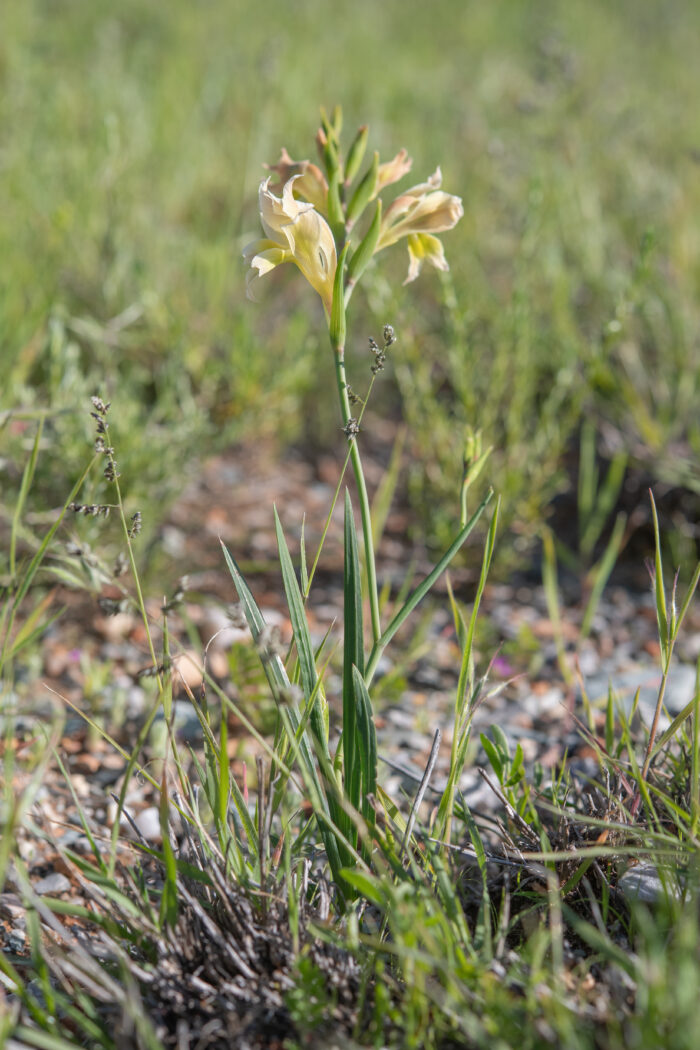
346,200 -> 382,290
346,151 -> 379,229
344,125 -> 369,185
329,244 -> 349,350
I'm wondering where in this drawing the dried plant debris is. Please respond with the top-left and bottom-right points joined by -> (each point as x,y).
143,894 -> 360,1046
23,854 -> 365,1050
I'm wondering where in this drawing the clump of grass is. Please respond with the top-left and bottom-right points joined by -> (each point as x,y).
0,415 -> 98,689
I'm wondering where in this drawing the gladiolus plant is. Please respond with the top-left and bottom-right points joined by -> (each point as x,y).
238,107 -> 492,896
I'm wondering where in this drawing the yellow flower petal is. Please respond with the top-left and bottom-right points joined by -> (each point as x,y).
242,237 -> 281,266
404,233 -> 449,284
244,244 -> 292,301
283,207 -> 337,312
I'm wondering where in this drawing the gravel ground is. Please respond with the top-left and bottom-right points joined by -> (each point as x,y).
3,440 -> 699,959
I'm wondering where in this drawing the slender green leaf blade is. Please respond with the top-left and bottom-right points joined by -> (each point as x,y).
352,664 -> 377,813
10,418 -> 43,579
343,490 -> 364,818
220,539 -> 332,820
220,539 -> 290,693
274,508 -> 327,749
650,491 -> 669,654
480,733 -> 503,781
365,489 -> 492,683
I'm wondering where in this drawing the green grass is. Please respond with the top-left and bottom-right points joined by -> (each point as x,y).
4,2 -> 700,1046
3,0 -> 700,574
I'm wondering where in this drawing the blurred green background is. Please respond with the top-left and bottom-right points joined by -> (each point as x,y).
3,0 -> 700,577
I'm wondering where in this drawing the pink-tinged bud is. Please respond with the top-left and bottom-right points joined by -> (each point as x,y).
315,126 -> 328,164
265,148 -> 329,214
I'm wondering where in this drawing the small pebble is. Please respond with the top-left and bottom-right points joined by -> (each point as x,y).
133,806 -> 162,843
618,864 -> 683,906
7,928 -> 26,953
33,872 -> 71,896
57,828 -> 93,853
0,894 -> 25,923
173,650 -> 204,689
385,708 -> 416,731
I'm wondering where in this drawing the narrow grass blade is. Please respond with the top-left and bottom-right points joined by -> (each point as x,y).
274,507 -> 328,749
459,500 -> 499,708
579,424 -> 627,558
693,662 -> 700,835
222,538 -> 329,782
650,491 -> 669,659
343,490 -> 365,819
9,417 -> 43,580
437,502 -> 498,842
465,808 -> 493,955
228,764 -> 259,858
480,733 -> 504,782
542,525 -> 573,687
13,458 -> 96,610
158,773 -> 179,928
581,512 -> 626,639
577,419 -> 597,528
220,540 -> 289,691
339,867 -> 384,907
352,664 -> 377,819
52,750 -> 108,874
11,1025 -> 93,1050
276,705 -> 348,897
9,597 -> 64,659
365,489 -> 492,684
651,669 -> 700,760
369,425 -> 405,551
211,714 -> 241,870
605,684 -> 615,755
299,514 -> 309,594
220,540 -> 344,881
0,456 -> 96,675
675,560 -> 700,637
446,575 -> 468,651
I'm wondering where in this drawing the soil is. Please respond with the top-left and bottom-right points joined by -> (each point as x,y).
3,435 -> 699,1031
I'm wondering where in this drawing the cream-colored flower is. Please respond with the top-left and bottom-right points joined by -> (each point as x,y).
265,147 -> 329,214
376,167 -> 463,283
243,176 -> 337,312
373,148 -> 413,196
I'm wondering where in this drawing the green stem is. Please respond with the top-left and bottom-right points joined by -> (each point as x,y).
102,420 -> 163,693
304,374 -> 377,600
114,472 -> 163,692
333,344 -> 381,646
641,651 -> 673,781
